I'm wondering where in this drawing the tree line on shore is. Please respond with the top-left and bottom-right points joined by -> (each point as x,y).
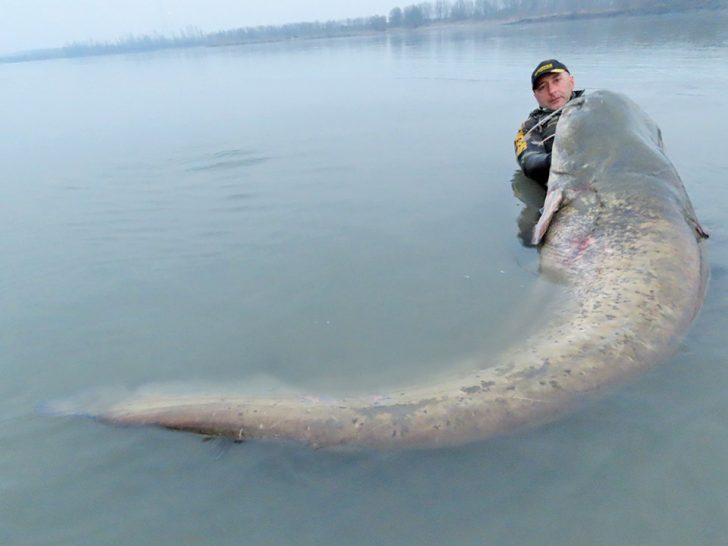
2,0 -> 724,63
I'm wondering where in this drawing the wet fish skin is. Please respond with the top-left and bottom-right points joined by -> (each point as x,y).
83,90 -> 710,449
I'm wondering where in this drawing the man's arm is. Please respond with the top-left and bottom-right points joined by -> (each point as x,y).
514,124 -> 551,185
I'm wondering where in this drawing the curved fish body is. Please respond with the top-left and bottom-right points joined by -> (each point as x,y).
80,90 -> 709,449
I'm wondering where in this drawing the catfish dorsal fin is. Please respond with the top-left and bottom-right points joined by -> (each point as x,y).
532,188 -> 564,245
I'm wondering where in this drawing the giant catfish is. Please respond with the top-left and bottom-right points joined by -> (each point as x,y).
51,90 -> 709,449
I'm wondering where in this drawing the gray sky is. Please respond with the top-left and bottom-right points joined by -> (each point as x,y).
1,0 -> 399,54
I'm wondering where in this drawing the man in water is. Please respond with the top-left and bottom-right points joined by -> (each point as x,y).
514,59 -> 584,185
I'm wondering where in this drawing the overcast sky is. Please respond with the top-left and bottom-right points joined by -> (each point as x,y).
1,0 -> 399,54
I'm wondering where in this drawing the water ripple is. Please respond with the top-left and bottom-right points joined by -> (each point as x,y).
181,148 -> 270,173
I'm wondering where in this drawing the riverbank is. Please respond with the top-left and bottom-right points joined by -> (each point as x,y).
2,4 -> 725,63
506,3 -> 727,25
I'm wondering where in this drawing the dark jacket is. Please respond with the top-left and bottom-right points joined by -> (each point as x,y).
514,90 -> 585,185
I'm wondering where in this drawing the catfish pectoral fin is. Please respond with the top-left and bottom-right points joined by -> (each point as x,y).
532,188 -> 564,245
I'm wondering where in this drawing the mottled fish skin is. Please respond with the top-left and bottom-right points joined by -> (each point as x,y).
91,91 -> 709,449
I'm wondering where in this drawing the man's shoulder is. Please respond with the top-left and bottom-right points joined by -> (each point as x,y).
520,107 -> 546,131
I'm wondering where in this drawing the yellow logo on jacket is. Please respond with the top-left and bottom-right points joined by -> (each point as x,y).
514,128 -> 527,156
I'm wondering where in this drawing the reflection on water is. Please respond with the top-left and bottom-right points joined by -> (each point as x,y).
511,171 -> 547,248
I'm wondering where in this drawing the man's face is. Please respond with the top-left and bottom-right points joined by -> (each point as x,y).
533,71 -> 575,110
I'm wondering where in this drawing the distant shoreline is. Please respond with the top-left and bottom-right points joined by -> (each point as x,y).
208,5 -> 726,48
2,5 -> 725,64
504,4 -> 725,25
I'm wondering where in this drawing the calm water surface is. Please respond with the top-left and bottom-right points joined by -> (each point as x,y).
2,11 -> 728,545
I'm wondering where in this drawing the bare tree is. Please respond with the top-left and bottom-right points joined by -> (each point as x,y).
434,0 -> 452,19
389,6 -> 405,26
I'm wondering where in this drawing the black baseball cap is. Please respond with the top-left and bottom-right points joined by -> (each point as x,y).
531,59 -> 569,89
